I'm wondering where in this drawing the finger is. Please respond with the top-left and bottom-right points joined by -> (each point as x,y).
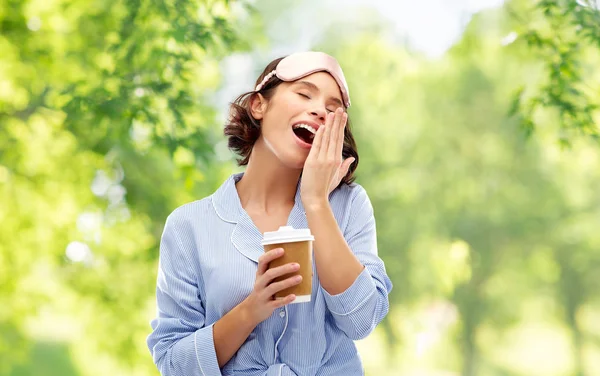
327,108 -> 344,159
269,294 -> 296,309
308,122 -> 325,159
258,262 -> 300,289
265,275 -> 302,297
319,112 -> 334,159
336,111 -> 348,156
340,157 -> 355,177
257,248 -> 284,277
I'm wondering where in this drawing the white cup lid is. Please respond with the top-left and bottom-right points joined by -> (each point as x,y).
261,226 -> 314,245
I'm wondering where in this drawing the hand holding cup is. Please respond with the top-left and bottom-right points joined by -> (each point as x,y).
242,247 -> 303,324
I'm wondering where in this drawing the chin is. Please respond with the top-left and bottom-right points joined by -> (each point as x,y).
265,134 -> 311,170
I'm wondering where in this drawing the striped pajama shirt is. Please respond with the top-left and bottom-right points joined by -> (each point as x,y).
147,172 -> 393,375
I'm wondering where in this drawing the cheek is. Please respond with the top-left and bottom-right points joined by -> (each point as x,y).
264,101 -> 303,130
289,97 -> 308,114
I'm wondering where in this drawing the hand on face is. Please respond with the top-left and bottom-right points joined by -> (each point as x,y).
300,108 -> 355,206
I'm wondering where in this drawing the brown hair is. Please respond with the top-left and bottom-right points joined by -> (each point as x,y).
224,56 -> 359,185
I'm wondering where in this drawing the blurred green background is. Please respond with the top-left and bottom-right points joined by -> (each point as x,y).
1,0 -> 600,375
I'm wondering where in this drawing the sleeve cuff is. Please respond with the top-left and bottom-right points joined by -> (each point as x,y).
322,267 -> 376,316
190,324 -> 222,376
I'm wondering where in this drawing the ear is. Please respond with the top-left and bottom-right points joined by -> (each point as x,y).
250,93 -> 267,120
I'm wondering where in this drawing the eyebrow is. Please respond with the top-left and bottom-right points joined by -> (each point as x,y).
296,80 -> 344,108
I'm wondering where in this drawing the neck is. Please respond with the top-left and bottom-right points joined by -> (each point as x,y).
235,138 -> 301,214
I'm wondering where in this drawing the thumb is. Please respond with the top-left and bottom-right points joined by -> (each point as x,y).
340,157 -> 355,176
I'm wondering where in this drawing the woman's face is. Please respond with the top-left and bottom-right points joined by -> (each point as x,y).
252,72 -> 345,169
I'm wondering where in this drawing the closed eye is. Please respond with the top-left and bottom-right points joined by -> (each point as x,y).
297,92 -> 335,113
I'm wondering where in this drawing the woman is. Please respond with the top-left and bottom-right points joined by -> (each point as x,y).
147,51 -> 393,376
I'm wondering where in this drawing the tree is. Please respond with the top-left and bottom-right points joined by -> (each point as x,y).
318,2 -> 600,374
0,0 -> 248,373
508,0 -> 600,147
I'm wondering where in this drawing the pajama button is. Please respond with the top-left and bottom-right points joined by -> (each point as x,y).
279,310 -> 286,318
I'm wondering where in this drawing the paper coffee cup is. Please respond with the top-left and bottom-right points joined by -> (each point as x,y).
261,226 -> 314,303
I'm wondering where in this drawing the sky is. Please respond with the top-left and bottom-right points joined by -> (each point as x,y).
213,0 -> 506,128
353,0 -> 506,57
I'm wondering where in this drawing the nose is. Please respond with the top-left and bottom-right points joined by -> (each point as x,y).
309,108 -> 327,123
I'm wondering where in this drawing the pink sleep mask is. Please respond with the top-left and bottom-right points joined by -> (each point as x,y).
255,51 -> 351,108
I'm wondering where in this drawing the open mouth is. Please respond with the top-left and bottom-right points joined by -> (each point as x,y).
292,123 -> 317,145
